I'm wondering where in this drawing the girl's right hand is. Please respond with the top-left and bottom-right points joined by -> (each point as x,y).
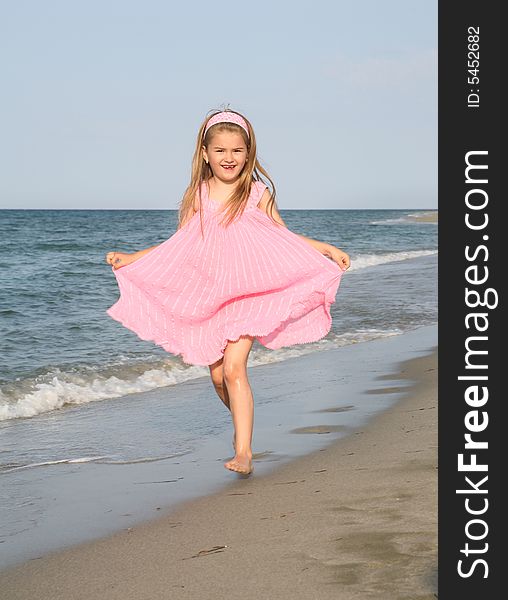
105,251 -> 138,270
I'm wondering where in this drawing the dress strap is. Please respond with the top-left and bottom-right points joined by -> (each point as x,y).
250,180 -> 267,208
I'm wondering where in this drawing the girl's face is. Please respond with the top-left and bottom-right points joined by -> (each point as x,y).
202,131 -> 248,183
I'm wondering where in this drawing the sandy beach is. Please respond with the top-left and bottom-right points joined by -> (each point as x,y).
407,211 -> 438,224
0,341 -> 437,599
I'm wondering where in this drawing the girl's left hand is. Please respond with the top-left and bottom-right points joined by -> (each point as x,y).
105,251 -> 137,270
328,247 -> 351,271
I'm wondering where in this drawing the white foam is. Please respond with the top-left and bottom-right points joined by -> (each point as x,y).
0,452 -> 191,473
370,216 -> 409,225
0,365 -> 208,422
249,328 -> 403,365
349,249 -> 437,271
1,456 -> 109,473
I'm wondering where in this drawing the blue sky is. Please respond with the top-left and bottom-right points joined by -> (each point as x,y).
0,1 -> 437,209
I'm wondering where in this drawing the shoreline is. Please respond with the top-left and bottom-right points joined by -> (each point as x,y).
0,341 -> 437,598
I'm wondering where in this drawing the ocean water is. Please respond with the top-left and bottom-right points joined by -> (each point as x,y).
0,208 -> 437,464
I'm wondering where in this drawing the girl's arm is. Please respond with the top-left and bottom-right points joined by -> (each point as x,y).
297,234 -> 350,271
257,190 -> 351,271
131,244 -> 160,260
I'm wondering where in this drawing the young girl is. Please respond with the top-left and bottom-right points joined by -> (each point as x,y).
105,109 -> 350,476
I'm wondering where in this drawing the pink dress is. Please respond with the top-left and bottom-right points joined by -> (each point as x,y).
106,180 -> 344,366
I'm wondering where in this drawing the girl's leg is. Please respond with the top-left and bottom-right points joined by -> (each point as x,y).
209,357 -> 230,410
222,335 -> 255,474
209,358 -> 236,450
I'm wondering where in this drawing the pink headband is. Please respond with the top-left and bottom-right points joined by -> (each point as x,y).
204,111 -> 250,138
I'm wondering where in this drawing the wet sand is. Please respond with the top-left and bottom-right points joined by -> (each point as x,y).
0,348 -> 437,599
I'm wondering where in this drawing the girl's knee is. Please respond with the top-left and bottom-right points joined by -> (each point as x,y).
223,361 -> 247,383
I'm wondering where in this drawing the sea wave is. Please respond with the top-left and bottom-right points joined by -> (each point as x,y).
0,451 -> 191,474
0,362 -> 207,421
349,249 -> 437,271
0,328 -> 405,422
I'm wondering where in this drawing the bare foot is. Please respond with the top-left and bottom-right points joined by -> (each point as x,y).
224,454 -> 253,475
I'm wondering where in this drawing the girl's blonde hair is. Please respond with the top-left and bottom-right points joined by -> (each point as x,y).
177,108 -> 278,236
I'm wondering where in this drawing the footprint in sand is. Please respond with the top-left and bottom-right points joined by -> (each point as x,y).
290,425 -> 348,434
365,386 -> 410,395
313,405 -> 355,413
